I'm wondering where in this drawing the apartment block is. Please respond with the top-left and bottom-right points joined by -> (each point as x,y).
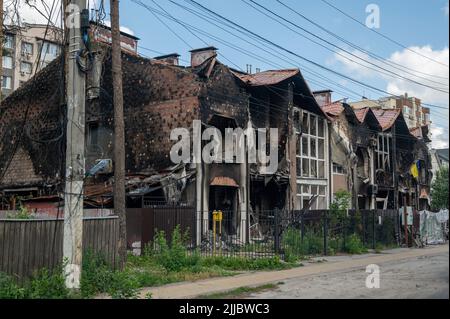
2,24 -> 62,99
350,94 -> 431,130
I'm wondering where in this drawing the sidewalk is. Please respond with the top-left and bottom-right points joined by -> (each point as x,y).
138,244 -> 449,299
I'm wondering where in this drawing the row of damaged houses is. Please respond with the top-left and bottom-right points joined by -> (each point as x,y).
320,92 -> 433,212
0,43 -> 433,244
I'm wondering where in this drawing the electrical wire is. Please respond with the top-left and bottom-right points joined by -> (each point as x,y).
319,0 -> 449,68
181,0 -> 449,111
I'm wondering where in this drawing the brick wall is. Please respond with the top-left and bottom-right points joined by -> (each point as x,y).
0,57 -> 65,189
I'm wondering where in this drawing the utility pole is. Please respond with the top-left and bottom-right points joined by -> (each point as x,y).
63,0 -> 87,289
1,0 -> 4,103
110,0 -> 127,268
287,82 -> 296,211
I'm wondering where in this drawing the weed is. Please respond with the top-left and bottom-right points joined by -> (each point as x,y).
27,266 -> 69,299
0,273 -> 26,299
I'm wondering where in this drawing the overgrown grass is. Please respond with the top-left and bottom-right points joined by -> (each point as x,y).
124,226 -> 295,290
80,250 -> 139,299
0,265 -> 70,299
0,226 -> 313,299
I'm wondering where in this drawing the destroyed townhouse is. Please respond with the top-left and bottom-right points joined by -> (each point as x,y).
0,34 -> 434,248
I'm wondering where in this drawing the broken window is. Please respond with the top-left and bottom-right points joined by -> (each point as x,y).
296,110 -> 326,179
302,158 -> 309,177
302,136 -> 308,157
88,122 -> 99,146
295,110 -> 329,210
302,112 -> 308,134
293,110 -> 301,134
376,133 -> 392,171
296,183 -> 327,210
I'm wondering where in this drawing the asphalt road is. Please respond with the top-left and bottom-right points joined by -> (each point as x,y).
249,248 -> 449,299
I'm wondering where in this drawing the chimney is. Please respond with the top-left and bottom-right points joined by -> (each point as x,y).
190,46 -> 218,68
154,53 -> 181,66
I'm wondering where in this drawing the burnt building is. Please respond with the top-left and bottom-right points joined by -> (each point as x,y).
318,89 -> 432,212
0,43 -> 329,243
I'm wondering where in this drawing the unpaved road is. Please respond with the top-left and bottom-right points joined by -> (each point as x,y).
249,248 -> 449,299
141,245 -> 448,299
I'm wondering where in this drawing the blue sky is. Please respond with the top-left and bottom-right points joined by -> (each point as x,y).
108,0 -> 450,146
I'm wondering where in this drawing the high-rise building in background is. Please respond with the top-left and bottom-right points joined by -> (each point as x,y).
350,93 -> 431,130
2,23 -> 62,99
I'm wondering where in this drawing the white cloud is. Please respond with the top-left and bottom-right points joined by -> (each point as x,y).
333,46 -> 449,105
431,126 -> 449,149
103,20 -> 135,36
3,0 -> 62,26
386,46 -> 449,106
333,45 -> 449,147
444,2 -> 449,16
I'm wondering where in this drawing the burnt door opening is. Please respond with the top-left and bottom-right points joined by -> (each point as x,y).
209,186 -> 238,236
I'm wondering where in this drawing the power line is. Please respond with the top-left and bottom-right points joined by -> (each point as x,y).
242,0 -> 448,94
275,0 -> 449,82
132,0 -> 364,106
183,0 -> 449,111
165,0 -> 372,99
130,0 -> 448,121
319,0 -> 449,68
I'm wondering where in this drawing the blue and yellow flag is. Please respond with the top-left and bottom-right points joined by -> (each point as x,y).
410,161 -> 419,179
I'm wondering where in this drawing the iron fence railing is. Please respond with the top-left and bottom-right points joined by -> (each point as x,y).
140,208 -> 402,260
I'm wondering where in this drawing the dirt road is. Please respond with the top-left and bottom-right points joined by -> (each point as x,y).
140,245 -> 449,299
249,247 -> 449,299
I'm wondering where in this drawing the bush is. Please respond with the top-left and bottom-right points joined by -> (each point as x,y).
27,266 -> 69,299
0,273 -> 26,299
345,234 -> 367,255
80,251 -> 114,298
107,270 -> 139,299
153,226 -> 199,272
80,251 -> 138,299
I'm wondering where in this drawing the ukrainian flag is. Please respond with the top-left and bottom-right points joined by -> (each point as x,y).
410,161 -> 419,179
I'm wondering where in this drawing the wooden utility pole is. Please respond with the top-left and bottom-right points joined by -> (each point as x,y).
287,82 -> 296,211
110,0 -> 127,268
63,0 -> 87,289
1,0 -> 4,102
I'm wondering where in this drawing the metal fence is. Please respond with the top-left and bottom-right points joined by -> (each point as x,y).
0,217 -> 119,282
142,208 -> 401,260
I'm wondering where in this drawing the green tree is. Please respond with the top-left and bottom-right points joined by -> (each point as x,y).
431,166 -> 449,210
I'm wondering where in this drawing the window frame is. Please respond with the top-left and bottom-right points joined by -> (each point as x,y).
4,35 -> 14,49
20,61 -> 33,74
2,55 -> 13,69
376,133 -> 392,171
21,41 -> 34,55
2,76 -> 12,89
296,110 -> 326,179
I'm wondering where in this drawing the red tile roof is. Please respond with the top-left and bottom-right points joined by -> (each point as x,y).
232,69 -> 300,86
321,102 -> 344,118
371,109 -> 401,131
354,108 -> 370,123
409,127 -> 422,138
